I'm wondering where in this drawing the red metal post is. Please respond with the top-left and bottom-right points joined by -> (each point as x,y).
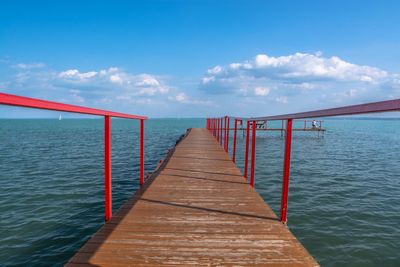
216,119 -> 218,140
223,116 -> 226,151
226,116 -> 230,152
224,116 -> 228,151
217,118 -> 220,142
140,119 -> 145,186
104,116 -> 112,221
223,116 -> 227,150
280,119 -> 293,223
232,119 -> 238,163
219,118 -> 223,146
215,118 -> 217,137
244,120 -> 250,179
214,118 -> 216,136
250,120 -> 257,187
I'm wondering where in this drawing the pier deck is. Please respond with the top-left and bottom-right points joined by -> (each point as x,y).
67,128 -> 318,266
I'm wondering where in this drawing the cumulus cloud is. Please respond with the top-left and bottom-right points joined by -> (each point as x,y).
168,92 -> 213,105
13,63 -> 45,69
57,67 -> 170,96
199,52 -> 400,105
59,69 -> 97,80
254,86 -> 271,96
3,65 -> 213,114
249,53 -> 387,82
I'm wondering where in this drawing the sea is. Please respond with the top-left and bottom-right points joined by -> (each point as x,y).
0,118 -> 399,266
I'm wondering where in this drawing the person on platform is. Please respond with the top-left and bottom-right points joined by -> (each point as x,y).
312,120 -> 318,129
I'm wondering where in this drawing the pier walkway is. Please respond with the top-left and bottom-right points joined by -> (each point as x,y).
67,128 -> 318,266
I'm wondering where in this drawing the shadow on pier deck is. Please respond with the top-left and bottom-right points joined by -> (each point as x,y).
67,128 -> 318,266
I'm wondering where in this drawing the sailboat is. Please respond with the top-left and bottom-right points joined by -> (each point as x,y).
59,114 -> 62,120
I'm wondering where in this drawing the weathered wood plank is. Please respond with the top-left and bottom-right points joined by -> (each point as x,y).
67,128 -> 319,266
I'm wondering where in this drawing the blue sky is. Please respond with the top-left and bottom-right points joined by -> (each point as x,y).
1,0 -> 400,118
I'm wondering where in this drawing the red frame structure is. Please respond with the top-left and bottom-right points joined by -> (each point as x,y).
207,98 -> 400,223
244,120 -> 250,179
0,92 -> 147,222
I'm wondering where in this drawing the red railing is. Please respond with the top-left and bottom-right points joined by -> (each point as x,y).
0,92 -> 147,222
206,98 -> 400,223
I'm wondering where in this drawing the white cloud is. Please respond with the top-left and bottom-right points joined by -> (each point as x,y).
254,86 -> 270,96
174,92 -> 187,102
59,69 -> 97,80
199,52 -> 400,105
168,92 -> 213,106
201,53 -> 388,92
13,62 -> 45,69
4,65 -> 214,114
208,65 -> 224,75
57,67 -> 169,96
275,96 -> 288,104
249,53 -> 387,82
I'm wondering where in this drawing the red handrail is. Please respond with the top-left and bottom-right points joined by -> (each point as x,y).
250,99 -> 400,121
0,92 -> 147,222
207,98 -> 400,224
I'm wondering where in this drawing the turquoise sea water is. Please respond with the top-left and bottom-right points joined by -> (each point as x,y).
0,118 -> 399,266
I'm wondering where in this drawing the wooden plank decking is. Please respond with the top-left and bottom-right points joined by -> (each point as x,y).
67,128 -> 319,266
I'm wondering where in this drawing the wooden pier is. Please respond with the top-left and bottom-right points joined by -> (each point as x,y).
67,128 -> 318,266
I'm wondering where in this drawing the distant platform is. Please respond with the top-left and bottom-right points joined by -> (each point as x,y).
233,119 -> 326,136
236,127 -> 326,132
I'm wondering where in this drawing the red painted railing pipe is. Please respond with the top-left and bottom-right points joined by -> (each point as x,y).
215,118 -> 217,136
226,116 -> 230,152
219,118 -> 223,146
225,116 -> 228,151
213,118 -> 216,136
0,92 -> 147,120
140,119 -> 145,186
217,118 -> 220,142
223,117 -> 226,150
104,116 -> 112,221
224,116 -> 227,151
244,120 -> 250,179
280,119 -> 293,223
216,118 -> 218,140
232,119 -> 238,163
214,118 -> 217,137
250,120 -> 257,187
